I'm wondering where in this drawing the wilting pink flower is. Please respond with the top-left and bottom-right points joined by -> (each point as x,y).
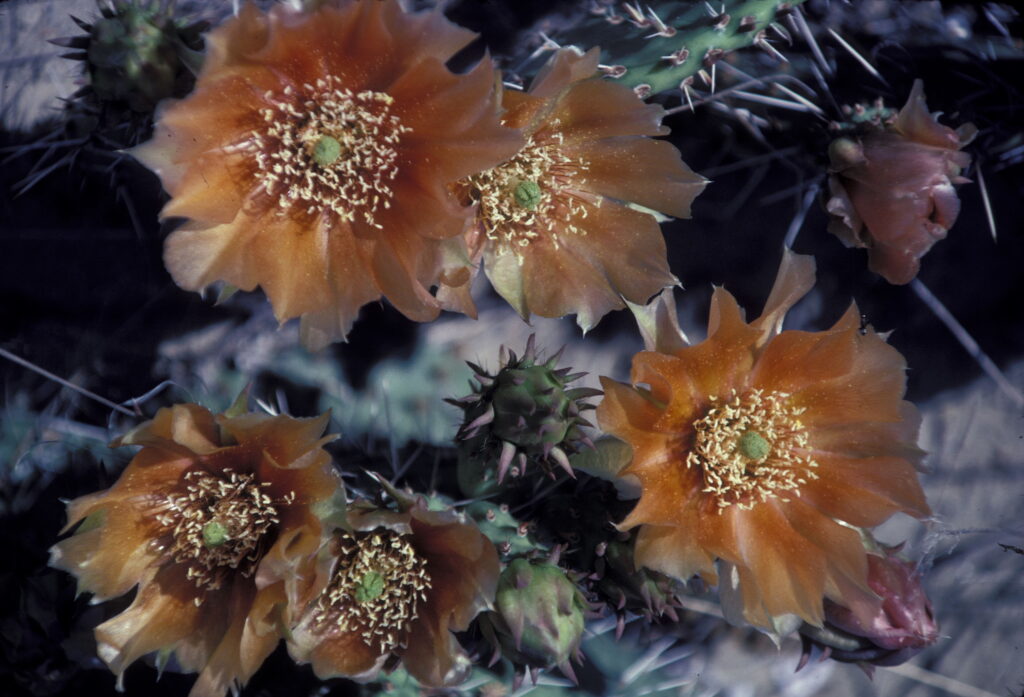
826,80 -> 976,284
799,543 -> 938,670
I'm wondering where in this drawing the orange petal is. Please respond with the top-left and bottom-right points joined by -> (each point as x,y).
813,454 -> 931,519
567,201 -> 678,307
633,520 -> 716,582
202,3 -> 271,73
550,79 -> 668,143
568,137 -> 706,219
596,378 -> 666,448
402,610 -> 471,687
95,565 -> 209,677
528,47 -> 602,99
302,626 -> 386,681
785,329 -> 909,426
515,236 -> 624,331
733,504 -> 827,624
779,497 -> 870,598
799,459 -> 926,529
808,400 -> 924,466
753,249 -> 816,340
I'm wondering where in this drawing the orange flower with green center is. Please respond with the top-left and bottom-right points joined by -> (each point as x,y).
597,252 -> 931,630
444,48 -> 707,329
288,496 -> 499,686
132,0 -> 522,348
49,404 -> 344,697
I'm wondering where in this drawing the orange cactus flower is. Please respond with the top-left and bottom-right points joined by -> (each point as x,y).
49,404 -> 344,697
445,47 -> 706,329
826,80 -> 976,284
287,495 -> 499,687
132,0 -> 522,349
596,251 -> 931,630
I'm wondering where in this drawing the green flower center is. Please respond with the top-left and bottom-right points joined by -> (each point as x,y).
354,571 -> 385,603
201,520 -> 229,548
737,430 -> 770,460
687,389 -> 819,510
314,530 -> 431,653
311,135 -> 343,167
512,180 -> 542,210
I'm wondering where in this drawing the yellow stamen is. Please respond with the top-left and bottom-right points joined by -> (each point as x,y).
462,131 -> 592,255
244,77 -> 411,228
314,529 -> 431,652
686,389 -> 819,511
155,469 -> 291,597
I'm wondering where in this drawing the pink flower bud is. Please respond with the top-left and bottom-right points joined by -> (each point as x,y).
799,545 -> 938,670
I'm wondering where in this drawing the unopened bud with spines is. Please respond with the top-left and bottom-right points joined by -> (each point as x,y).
447,335 -> 599,496
52,0 -> 206,140
487,557 -> 587,682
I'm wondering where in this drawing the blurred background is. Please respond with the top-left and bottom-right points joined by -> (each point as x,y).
1,1 -> 1022,696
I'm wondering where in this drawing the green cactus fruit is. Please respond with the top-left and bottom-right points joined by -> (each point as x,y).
448,335 -> 600,494
54,1 -> 206,124
490,558 -> 587,681
546,0 -> 808,98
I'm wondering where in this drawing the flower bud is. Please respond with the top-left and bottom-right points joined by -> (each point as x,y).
488,558 -> 586,680
799,546 -> 938,670
449,336 -> 598,495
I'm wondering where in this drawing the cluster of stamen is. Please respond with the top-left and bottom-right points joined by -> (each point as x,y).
155,469 -> 286,600
685,389 -> 819,511
313,529 -> 431,653
463,129 -> 592,257
244,77 -> 410,227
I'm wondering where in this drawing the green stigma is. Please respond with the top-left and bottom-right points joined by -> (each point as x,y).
312,135 -> 343,167
737,430 -> 770,461
354,571 -> 385,603
513,180 -> 542,210
202,520 -> 229,548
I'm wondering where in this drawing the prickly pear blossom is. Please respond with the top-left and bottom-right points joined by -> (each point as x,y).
486,557 -> 587,681
597,251 -> 931,630
49,404 -> 343,697
288,496 -> 499,687
132,0 -> 522,349
448,335 -> 599,492
799,542 -> 939,671
446,47 -> 707,330
826,80 -> 976,284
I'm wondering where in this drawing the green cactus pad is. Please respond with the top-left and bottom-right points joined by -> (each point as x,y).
552,0 -> 808,96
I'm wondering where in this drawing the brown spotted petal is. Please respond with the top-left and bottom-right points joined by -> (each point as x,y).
288,497 -> 499,687
455,47 -> 706,331
49,404 -> 343,697
132,0 -> 523,349
597,252 -> 930,631
826,80 -> 975,284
